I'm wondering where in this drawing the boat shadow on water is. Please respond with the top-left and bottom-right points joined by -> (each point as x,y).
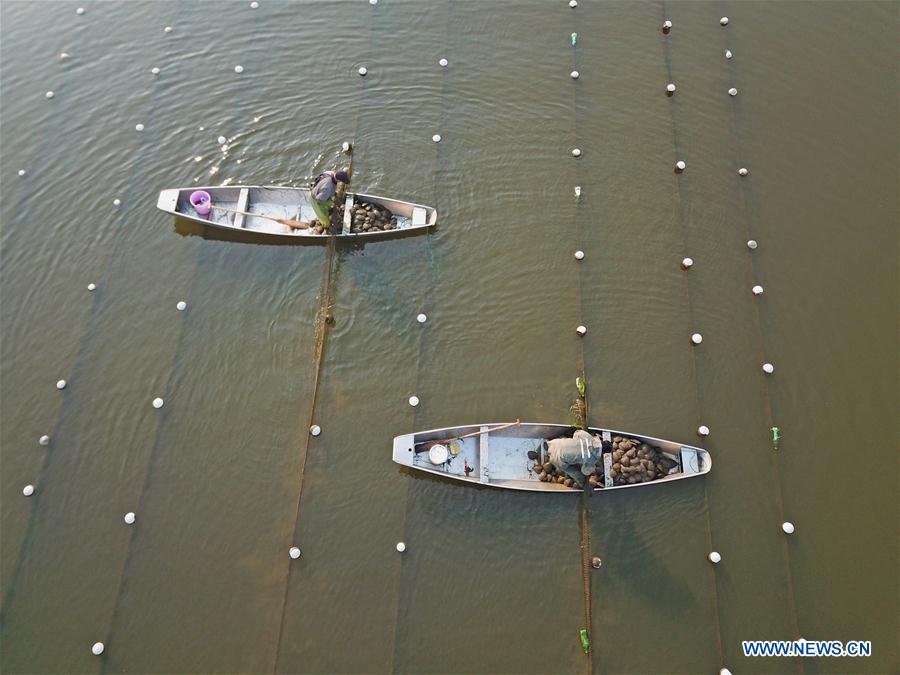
173,216 -> 433,249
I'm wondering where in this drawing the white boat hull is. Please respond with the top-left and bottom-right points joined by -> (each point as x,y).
392,423 -> 712,493
156,185 -> 437,241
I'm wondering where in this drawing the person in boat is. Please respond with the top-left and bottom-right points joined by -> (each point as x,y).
310,169 -> 350,231
547,429 -> 603,487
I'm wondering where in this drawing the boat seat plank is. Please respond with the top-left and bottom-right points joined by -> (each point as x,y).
412,206 -> 427,226
342,195 -> 353,234
479,426 -> 490,483
233,188 -> 250,229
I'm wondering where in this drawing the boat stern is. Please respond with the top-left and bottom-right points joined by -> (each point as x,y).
156,188 -> 180,214
392,433 -> 416,468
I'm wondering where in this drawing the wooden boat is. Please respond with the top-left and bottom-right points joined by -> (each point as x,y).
392,422 -> 711,492
156,185 -> 437,240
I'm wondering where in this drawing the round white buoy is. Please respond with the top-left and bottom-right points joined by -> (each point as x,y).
39,435 -> 50,446
87,283 -> 96,291
152,397 -> 164,409
396,542 -> 406,553
76,7 -> 85,15
666,83 -> 676,94
358,66 -> 367,76
570,70 -> 579,79
135,123 -> 144,132
720,16 -> 729,26
416,313 -> 427,323
217,135 -> 227,145
45,91 -> 55,99
728,87 -> 738,97
176,301 -> 187,311
675,160 -> 686,172
576,325 -> 587,336
23,484 -> 35,497
151,67 -> 160,76
591,556 -> 602,569
91,642 -> 104,656
782,521 -> 795,534
113,198 -> 121,206
310,424 -> 321,436
569,0 -> 578,7
752,285 -> 764,296
164,25 -> 173,33
408,396 -> 419,407
124,512 -> 136,525
698,425 -> 710,436
574,186 -> 582,198
571,148 -> 582,157
60,52 -> 70,61
370,0 -> 377,4
234,65 -> 244,74
662,19 -> 672,30
56,379 -> 67,390
747,239 -> 758,250
18,169 -> 26,176
691,333 -> 703,345
432,134 -> 441,143
251,0 -> 259,7
439,58 -> 448,67
708,551 -> 721,564
738,168 -> 749,177
574,250 -> 585,260
725,49 -> 733,59
720,669 -> 733,675
681,257 -> 693,269
289,546 -> 302,559
762,363 -> 774,374
342,141 -> 351,153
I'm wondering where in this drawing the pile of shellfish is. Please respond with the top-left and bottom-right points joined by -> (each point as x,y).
608,436 -> 678,486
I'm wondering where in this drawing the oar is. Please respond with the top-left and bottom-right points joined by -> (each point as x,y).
414,419 -> 522,452
209,204 -> 310,230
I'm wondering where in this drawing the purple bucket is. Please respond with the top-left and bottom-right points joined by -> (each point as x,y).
189,190 -> 211,216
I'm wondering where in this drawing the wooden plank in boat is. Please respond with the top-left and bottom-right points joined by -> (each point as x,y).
342,195 -> 353,234
234,188 -> 250,229
479,426 -> 490,483
412,206 -> 427,226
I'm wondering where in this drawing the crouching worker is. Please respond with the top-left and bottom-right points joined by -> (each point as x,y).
547,429 -> 604,488
310,169 -> 350,231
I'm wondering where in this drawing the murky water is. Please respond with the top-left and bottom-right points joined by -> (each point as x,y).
1,1 -> 897,673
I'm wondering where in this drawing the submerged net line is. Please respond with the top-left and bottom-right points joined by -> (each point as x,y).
0,3 -> 187,623
387,2 -> 455,672
569,7 -> 595,673
715,1 -> 803,650
657,1 -> 726,666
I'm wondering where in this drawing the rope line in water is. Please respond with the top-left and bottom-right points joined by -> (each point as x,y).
658,1 -> 725,667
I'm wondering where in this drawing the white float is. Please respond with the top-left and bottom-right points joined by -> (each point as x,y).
358,66 -> 367,76
569,0 -> 578,6
576,325 -> 587,336
574,250 -> 585,260
662,19 -> 672,31
56,379 -> 67,390
45,91 -> 54,99
152,397 -> 164,409
675,160 -> 686,172
439,58 -> 448,67
151,67 -> 160,76
176,301 -> 187,311
762,363 -> 774,374
725,49 -> 733,59
570,70 -> 579,79
217,135 -> 227,145
91,642 -> 104,656
164,26 -> 173,32
666,83 -> 676,94
574,186 -> 581,198
87,283 -> 96,291
18,169 -> 26,176
698,425 -> 710,436
747,239 -> 758,250
752,285 -> 764,295
396,542 -> 406,552
432,134 -> 441,143
60,52 -> 70,61
23,484 -> 34,497
691,333 -> 703,345
76,7 -> 85,15
124,512 -> 136,524
738,167 -> 749,176
708,551 -> 721,563
728,87 -> 738,96
310,425 -> 321,436
571,148 -> 582,157
720,16 -> 729,25
681,257 -> 693,269
135,123 -> 144,132
113,198 -> 121,206
289,546 -> 302,559
39,435 -> 50,446
417,313 -> 427,323
782,521 -> 795,534
720,669 -> 733,675
428,444 -> 449,465
234,65 -> 244,74
408,396 -> 419,407
251,0 -> 259,6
